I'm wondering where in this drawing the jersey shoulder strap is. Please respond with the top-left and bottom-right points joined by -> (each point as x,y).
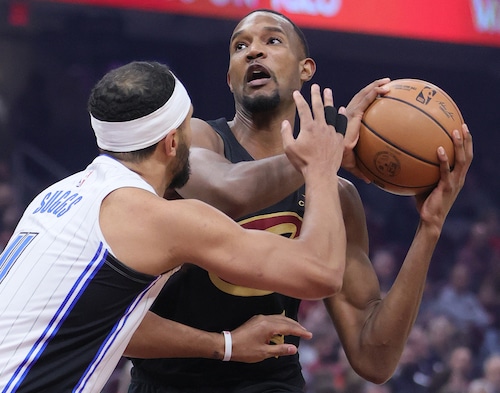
207,118 -> 253,163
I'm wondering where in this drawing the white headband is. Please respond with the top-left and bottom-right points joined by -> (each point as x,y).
90,75 -> 191,152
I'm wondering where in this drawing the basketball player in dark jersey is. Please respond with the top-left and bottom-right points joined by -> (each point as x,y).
128,117 -> 310,392
126,9 -> 473,393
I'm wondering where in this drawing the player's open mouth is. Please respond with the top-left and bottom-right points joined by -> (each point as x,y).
246,64 -> 271,86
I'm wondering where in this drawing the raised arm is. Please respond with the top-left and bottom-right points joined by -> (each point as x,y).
179,145 -> 302,219
324,124 -> 473,383
177,78 -> 391,219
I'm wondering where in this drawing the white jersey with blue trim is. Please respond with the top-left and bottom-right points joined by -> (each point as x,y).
0,154 -> 171,393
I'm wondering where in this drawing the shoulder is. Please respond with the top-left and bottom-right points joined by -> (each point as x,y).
190,117 -> 224,154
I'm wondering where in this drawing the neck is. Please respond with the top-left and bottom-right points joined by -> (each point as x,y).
230,105 -> 297,159
118,158 -> 172,197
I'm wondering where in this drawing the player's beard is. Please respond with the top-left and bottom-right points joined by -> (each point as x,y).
242,90 -> 280,113
170,139 -> 191,190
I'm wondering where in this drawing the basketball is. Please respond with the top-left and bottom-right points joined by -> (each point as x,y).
355,78 -> 464,196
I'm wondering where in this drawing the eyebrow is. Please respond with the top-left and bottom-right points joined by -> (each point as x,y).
230,26 -> 286,43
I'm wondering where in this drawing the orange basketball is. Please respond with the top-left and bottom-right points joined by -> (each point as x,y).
355,78 -> 464,196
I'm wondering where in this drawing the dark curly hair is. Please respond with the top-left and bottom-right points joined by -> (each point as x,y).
88,61 -> 176,160
88,61 -> 175,122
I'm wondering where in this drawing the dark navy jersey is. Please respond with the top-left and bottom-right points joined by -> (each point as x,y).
130,118 -> 307,390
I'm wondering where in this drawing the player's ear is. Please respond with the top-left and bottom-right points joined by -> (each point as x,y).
300,58 -> 316,82
163,130 -> 178,158
227,72 -> 234,92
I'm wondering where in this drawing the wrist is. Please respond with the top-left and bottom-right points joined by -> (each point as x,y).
222,330 -> 232,362
417,219 -> 442,241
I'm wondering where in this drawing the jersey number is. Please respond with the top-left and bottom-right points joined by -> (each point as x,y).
0,232 -> 38,284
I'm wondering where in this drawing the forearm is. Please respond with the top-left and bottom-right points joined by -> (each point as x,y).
361,223 -> 441,375
382,222 -> 440,325
299,172 -> 346,292
178,149 -> 303,219
372,122 -> 473,341
221,154 -> 304,218
125,311 -> 223,359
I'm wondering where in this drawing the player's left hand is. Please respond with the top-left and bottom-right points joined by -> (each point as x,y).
415,124 -> 473,226
229,314 -> 312,363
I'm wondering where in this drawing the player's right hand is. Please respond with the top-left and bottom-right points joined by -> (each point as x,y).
341,78 -> 391,182
229,314 -> 312,363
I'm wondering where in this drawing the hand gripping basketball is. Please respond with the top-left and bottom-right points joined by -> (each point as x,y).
355,78 -> 463,196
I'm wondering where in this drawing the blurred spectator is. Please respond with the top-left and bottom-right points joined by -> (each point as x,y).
371,245 -> 399,296
332,347 -> 367,393
362,381 -> 393,393
430,262 -> 490,346
442,170 -> 496,247
307,368 -> 340,393
300,321 -> 366,393
456,220 -> 497,291
388,329 -> 429,393
299,301 -> 341,391
468,379 -> 491,393
426,314 -> 462,375
483,355 -> 500,393
478,266 -> 500,362
428,346 -> 475,393
408,324 -> 435,387
468,354 -> 500,393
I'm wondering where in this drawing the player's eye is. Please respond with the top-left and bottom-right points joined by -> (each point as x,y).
268,37 -> 283,45
235,42 -> 248,51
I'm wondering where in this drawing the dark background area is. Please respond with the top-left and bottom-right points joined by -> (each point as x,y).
0,0 -> 499,279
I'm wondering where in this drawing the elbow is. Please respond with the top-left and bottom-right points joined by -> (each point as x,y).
358,369 -> 395,386
361,369 -> 395,385
309,261 -> 344,298
321,272 -> 343,297
304,236 -> 347,298
351,358 -> 398,385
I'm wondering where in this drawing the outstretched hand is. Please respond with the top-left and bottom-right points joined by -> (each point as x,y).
229,314 -> 312,363
281,84 -> 345,176
340,78 -> 391,182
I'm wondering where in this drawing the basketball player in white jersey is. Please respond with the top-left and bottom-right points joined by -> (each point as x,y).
0,60 -> 349,392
